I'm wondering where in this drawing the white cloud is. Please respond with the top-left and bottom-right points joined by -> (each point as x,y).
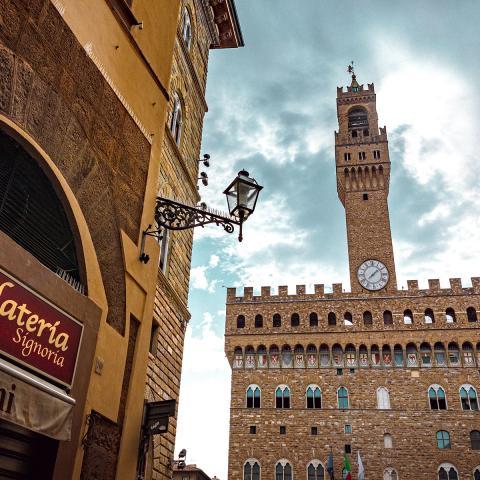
175,314 -> 231,479
209,254 -> 220,268
190,266 -> 209,290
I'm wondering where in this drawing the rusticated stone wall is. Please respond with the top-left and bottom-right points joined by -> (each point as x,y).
0,0 -> 151,335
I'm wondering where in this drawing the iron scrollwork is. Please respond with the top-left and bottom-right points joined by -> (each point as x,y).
139,197 -> 240,263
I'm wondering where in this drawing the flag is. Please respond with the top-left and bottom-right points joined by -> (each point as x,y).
357,451 -> 365,480
327,452 -> 335,480
343,454 -> 351,480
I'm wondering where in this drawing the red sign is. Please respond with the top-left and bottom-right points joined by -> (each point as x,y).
0,268 -> 83,387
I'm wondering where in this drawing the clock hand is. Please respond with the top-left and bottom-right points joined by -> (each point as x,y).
368,270 -> 378,280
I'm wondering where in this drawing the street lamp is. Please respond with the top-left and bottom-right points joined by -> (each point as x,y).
139,170 -> 263,263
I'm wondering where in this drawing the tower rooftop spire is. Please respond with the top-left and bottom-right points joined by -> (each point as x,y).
347,61 -> 359,91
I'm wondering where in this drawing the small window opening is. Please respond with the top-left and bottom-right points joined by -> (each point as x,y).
344,424 -> 352,434
344,444 -> 351,454
149,320 -> 160,355
337,368 -> 343,376
311,426 -> 318,435
363,193 -> 368,200
249,425 -> 256,434
279,426 -> 286,435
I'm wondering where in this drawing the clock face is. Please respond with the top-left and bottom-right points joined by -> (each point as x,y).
357,260 -> 389,291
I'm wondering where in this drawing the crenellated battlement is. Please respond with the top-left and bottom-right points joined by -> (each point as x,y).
227,277 -> 480,303
336,82 -> 375,96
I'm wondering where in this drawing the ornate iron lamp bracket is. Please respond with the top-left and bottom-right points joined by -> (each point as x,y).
139,197 -> 241,263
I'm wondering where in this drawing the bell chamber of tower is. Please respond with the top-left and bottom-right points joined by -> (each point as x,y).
335,75 -> 397,294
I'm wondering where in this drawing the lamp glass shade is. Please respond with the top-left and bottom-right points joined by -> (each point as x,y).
224,170 -> 262,219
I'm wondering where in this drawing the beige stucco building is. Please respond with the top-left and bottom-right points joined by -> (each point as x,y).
225,75 -> 480,480
0,0 -> 242,478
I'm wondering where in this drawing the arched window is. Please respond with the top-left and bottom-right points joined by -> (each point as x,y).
429,385 -> 447,410
233,346 -> 243,368
467,307 -> 478,322
420,342 -> 432,366
384,433 -> 393,449
344,312 -> 353,326
309,312 -> 318,327
170,93 -> 183,145
438,463 -> 458,480
345,344 -> 356,367
246,385 -> 261,408
237,315 -> 245,328
460,384 -> 479,410
254,314 -> 263,328
445,308 -> 456,323
474,466 -> 480,480
383,310 -> 393,325
243,459 -> 260,480
306,344 -> 318,368
393,344 -> 404,366
328,312 -> 337,326
436,431 -> 451,449
273,313 -> 281,328
275,385 -> 290,409
0,130 -> 82,286
406,343 -> 418,367
181,8 -> 192,50
332,344 -> 344,366
462,342 -> 475,366
281,345 -> 293,368
470,430 -> 480,450
319,344 -> 330,367
384,467 -> 398,480
307,461 -> 325,480
377,387 -> 391,409
269,345 -> 280,368
275,460 -> 292,480
306,385 -> 322,409
337,387 -> 349,409
245,345 -> 255,368
291,313 -> 300,327
382,345 -> 392,366
371,344 -> 381,366
363,311 -> 373,325
434,342 -> 446,366
257,345 -> 267,368
294,344 -> 304,368
403,309 -> 413,324
348,107 -> 369,131
359,344 -> 369,367
448,342 -> 460,365
425,308 -> 435,324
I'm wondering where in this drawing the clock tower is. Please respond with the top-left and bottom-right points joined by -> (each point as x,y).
335,68 -> 397,293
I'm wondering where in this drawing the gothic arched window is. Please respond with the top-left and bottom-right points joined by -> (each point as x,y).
403,309 -> 413,324
384,433 -> 393,449
424,308 -> 435,324
460,384 -> 479,410
275,460 -> 292,480
429,385 -> 447,410
170,93 -> 183,145
254,314 -> 263,328
438,463 -> 458,480
181,8 -> 192,50
273,313 -> 281,328
309,312 -> 318,327
377,387 -> 391,409
343,311 -> 353,326
308,461 -> 325,480
383,467 -> 398,480
275,385 -> 290,409
246,385 -> 261,408
306,385 -> 322,409
434,342 -> 446,365
243,459 -> 260,480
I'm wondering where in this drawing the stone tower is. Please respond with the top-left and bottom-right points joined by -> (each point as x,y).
335,71 -> 397,293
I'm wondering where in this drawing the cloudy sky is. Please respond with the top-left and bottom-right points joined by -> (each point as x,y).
175,1 -> 480,477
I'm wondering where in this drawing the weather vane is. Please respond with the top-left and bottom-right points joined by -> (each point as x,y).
347,61 -> 355,76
